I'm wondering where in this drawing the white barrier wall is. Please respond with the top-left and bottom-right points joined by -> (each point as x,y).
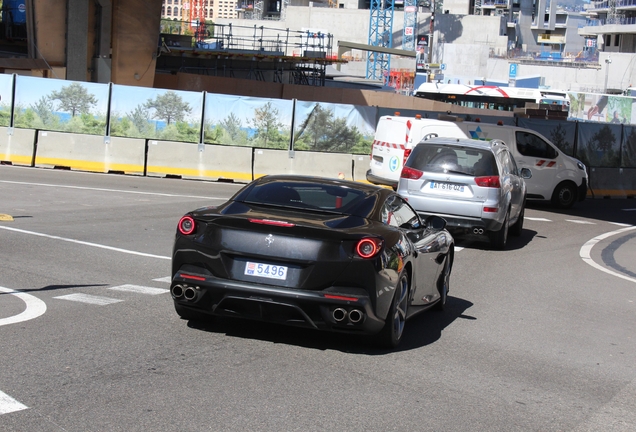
0,128 -> 36,166
146,141 -> 253,182
253,149 -> 354,180
352,154 -> 371,183
34,132 -> 146,175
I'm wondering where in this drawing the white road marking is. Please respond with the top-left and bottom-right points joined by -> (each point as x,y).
580,226 -> 636,284
0,226 -> 170,260
455,246 -> 464,252
153,276 -> 172,283
0,180 -> 225,200
526,217 -> 552,221
566,219 -> 596,225
609,222 -> 632,227
623,208 -> 636,211
53,293 -> 124,305
0,286 -> 47,327
0,390 -> 28,415
109,284 -> 169,295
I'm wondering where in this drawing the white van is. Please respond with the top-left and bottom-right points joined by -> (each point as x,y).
366,114 -> 470,187
367,116 -> 588,208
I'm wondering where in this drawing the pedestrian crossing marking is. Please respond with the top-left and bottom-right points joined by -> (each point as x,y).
109,284 -> 169,295
53,293 -> 123,306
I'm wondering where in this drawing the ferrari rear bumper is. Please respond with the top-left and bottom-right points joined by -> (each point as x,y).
171,271 -> 386,335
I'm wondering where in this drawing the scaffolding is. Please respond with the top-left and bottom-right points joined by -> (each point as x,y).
367,0 -> 395,83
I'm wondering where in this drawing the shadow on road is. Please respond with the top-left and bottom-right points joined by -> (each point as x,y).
0,284 -> 109,295
526,199 -> 635,226
185,296 -> 474,354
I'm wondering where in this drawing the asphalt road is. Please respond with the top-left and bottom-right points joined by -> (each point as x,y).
1,165 -> 635,432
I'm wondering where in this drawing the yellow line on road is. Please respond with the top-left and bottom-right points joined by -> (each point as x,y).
0,214 -> 14,221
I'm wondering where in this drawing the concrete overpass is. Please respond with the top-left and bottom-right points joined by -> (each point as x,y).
4,0 -> 162,87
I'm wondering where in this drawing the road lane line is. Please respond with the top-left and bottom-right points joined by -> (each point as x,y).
0,390 -> 28,415
53,293 -> 124,305
526,217 -> 552,221
0,226 -> 170,260
580,225 -> 636,284
153,276 -> 171,283
0,180 -> 226,200
566,219 -> 596,225
0,286 -> 47,327
109,285 -> 169,295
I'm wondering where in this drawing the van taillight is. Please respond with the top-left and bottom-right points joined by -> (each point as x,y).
475,176 -> 501,188
403,148 -> 412,165
401,166 -> 423,180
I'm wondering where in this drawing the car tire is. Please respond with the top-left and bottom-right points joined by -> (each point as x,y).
489,211 -> 509,250
509,203 -> 525,237
434,256 -> 451,312
551,182 -> 577,209
377,272 -> 409,349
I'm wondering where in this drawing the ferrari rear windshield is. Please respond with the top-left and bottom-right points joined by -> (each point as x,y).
241,181 -> 368,212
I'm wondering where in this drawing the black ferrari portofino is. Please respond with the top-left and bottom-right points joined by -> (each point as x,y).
171,175 -> 454,348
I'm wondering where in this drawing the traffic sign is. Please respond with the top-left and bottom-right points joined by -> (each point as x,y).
509,63 -> 518,78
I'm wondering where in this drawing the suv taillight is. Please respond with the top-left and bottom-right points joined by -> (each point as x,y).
475,176 -> 501,188
401,166 -> 423,179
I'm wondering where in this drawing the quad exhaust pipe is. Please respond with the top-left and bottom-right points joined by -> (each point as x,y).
348,309 -> 363,324
473,227 -> 484,235
333,308 -> 347,322
171,284 -> 198,301
332,308 -> 364,324
171,284 -> 184,298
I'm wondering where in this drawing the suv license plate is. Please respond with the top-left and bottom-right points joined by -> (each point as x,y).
245,262 -> 288,280
430,181 -> 464,192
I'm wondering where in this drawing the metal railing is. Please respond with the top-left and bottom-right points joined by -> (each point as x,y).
160,20 -> 334,58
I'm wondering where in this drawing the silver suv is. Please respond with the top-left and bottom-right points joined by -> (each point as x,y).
397,137 -> 531,250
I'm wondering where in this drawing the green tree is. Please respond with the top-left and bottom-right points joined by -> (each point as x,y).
221,112 -> 244,142
144,91 -> 192,126
250,102 -> 284,148
549,123 -> 572,155
623,128 -> 636,168
583,125 -> 619,167
128,105 -> 153,137
30,96 -> 56,126
49,82 -> 97,117
294,104 -> 331,150
294,104 -> 367,153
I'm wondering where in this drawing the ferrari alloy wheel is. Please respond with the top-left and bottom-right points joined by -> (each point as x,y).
378,272 -> 409,349
434,257 -> 451,311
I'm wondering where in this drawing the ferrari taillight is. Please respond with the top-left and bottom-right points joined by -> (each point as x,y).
178,216 -> 196,235
356,238 -> 382,259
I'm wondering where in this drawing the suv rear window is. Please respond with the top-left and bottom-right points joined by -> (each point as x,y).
406,144 -> 498,177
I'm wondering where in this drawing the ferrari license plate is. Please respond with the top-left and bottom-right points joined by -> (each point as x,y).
430,181 -> 464,193
244,262 -> 288,280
